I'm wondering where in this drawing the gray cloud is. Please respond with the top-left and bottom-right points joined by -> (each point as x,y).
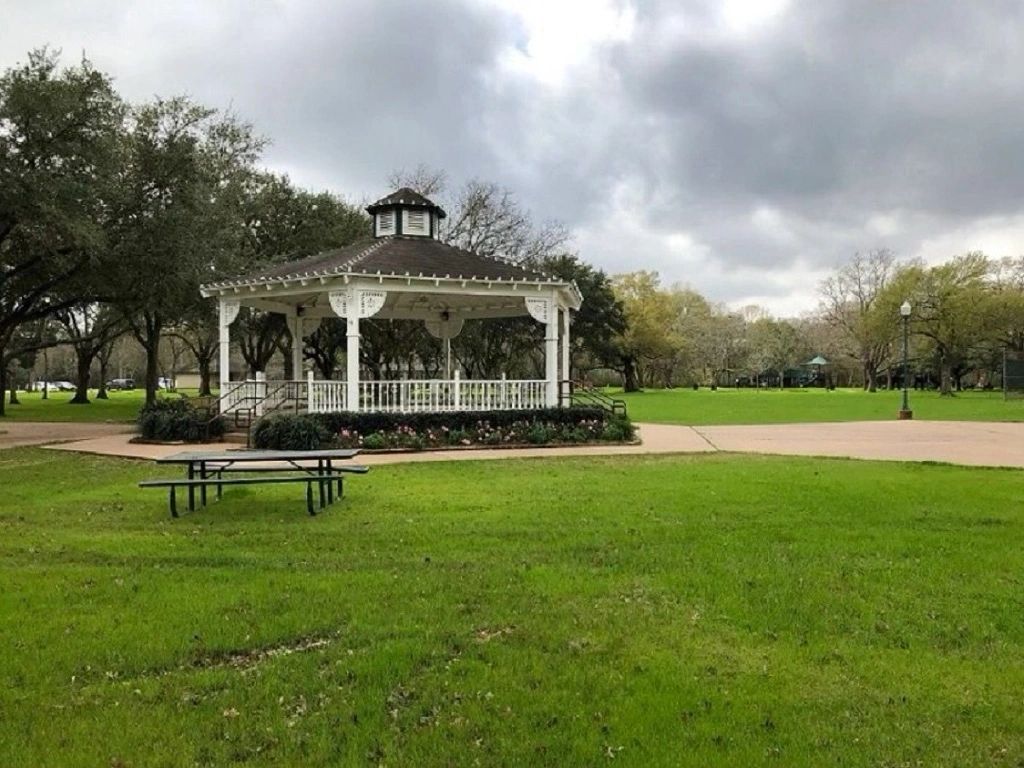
3,0 -> 1024,314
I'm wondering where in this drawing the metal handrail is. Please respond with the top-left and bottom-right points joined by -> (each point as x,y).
561,380 -> 628,416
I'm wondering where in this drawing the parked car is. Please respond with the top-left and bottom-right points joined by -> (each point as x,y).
106,378 -> 135,390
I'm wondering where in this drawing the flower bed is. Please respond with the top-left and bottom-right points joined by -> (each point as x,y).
250,407 -> 635,452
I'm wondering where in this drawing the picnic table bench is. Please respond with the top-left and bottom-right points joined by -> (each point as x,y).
139,448 -> 367,517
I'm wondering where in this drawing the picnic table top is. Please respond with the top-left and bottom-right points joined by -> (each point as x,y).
157,448 -> 361,464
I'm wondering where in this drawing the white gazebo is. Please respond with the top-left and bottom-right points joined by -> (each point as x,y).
200,188 -> 582,415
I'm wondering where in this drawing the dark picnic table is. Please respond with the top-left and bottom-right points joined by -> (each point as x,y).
141,448 -> 366,517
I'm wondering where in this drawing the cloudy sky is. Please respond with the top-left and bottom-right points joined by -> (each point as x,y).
3,0 -> 1023,315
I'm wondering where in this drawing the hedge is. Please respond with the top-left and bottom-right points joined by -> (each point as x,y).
137,398 -> 225,442
250,407 -> 634,451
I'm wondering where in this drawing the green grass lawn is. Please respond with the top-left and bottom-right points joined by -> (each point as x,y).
1,449 -> 1022,766
0,389 -> 194,423
615,386 -> 1024,425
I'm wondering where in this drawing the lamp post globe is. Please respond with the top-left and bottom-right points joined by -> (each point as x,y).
899,301 -> 913,419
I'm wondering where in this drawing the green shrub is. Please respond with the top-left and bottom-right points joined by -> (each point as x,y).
251,413 -> 330,451
137,398 -> 225,442
526,423 -> 551,444
601,415 -> 635,442
362,433 -> 387,450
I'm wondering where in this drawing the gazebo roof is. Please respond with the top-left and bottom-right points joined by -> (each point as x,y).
204,236 -> 555,291
201,186 -> 582,310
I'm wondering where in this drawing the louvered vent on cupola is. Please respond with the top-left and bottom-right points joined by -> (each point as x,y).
405,210 -> 427,235
376,210 -> 395,237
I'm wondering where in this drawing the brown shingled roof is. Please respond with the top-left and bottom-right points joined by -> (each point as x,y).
366,187 -> 447,218
213,236 -> 552,287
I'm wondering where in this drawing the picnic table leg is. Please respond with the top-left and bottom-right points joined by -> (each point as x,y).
200,461 -> 208,507
216,469 -> 223,500
187,463 -> 195,512
317,459 -> 326,509
169,486 -> 178,518
326,459 -> 335,504
306,480 -> 316,516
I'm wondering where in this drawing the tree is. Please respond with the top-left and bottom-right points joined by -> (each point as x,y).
0,49 -> 123,415
170,304 -> 219,396
819,249 -> 899,392
231,173 -> 369,381
611,272 -> 678,391
990,256 -> 1024,353
56,303 -> 125,403
901,253 -> 997,395
747,317 -> 805,388
110,97 -> 264,404
538,254 -> 625,378
304,319 -> 346,380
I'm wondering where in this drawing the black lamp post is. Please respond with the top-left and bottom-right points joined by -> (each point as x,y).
899,300 -> 913,420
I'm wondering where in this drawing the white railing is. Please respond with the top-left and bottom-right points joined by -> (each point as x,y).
226,375 -> 549,415
353,377 -> 547,413
309,380 -> 347,413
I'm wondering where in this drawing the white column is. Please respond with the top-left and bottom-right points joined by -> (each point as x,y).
254,371 -> 266,417
218,298 -> 239,394
545,303 -> 558,407
346,314 -> 360,412
560,307 -> 571,404
290,314 -> 303,381
330,287 -> 385,413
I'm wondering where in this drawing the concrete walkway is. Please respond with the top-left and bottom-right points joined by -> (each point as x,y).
38,420 -> 1024,469
0,421 -> 134,451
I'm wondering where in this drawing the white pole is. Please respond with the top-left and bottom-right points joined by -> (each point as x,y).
218,298 -> 232,394
545,302 -> 558,407
346,314 -> 360,412
290,315 -> 303,382
560,307 -> 571,405
254,371 -> 266,417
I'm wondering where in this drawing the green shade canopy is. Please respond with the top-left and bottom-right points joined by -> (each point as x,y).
806,355 -> 829,366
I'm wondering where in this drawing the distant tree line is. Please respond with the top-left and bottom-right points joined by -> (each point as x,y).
608,250 -> 1024,395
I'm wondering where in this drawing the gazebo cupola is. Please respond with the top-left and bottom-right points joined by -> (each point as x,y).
366,187 -> 446,239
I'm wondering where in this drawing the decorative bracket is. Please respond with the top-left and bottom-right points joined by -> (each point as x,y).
525,297 -> 553,324
328,289 -> 350,318
220,298 -> 240,326
329,288 -> 387,319
358,290 -> 387,318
